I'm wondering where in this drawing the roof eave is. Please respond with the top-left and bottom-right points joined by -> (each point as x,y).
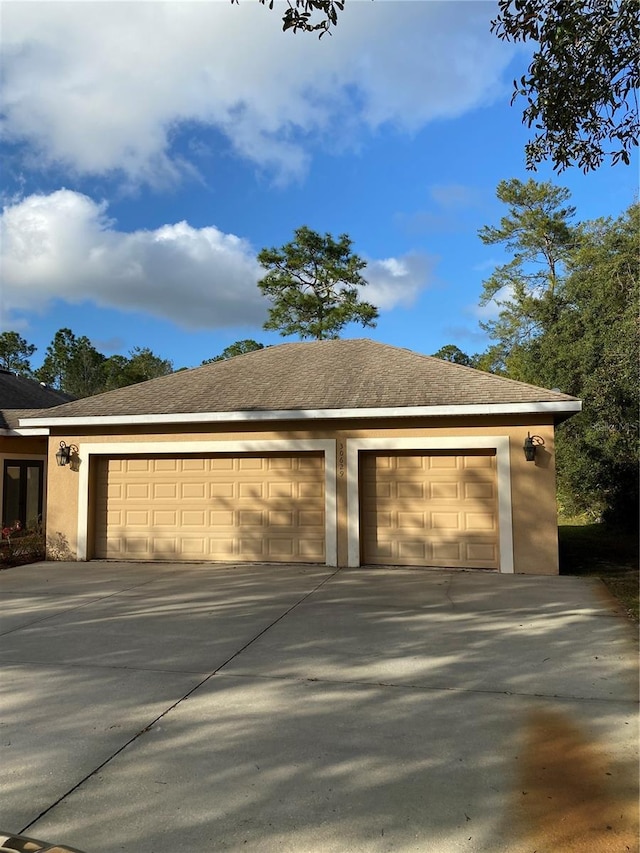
19,400 -> 582,429
0,427 -> 50,437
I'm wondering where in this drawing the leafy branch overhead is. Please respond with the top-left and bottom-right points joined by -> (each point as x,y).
492,0 -> 639,172
233,0 -> 345,36
257,226 -> 378,340
239,0 -> 638,173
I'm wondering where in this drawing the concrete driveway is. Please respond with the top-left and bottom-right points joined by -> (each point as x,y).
0,561 -> 637,852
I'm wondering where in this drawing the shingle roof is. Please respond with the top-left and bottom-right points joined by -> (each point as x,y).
19,340 -> 579,424
0,370 -> 74,429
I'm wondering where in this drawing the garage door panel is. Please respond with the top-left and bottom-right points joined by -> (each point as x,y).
431,512 -> 460,530
153,510 -> 177,526
432,542 -> 462,561
464,454 -> 493,468
125,510 -> 149,526
182,458 -> 206,472
299,510 -> 323,527
428,455 -> 458,469
154,458 -> 177,472
397,482 -> 424,499
361,452 -> 498,569
210,510 -> 234,526
465,512 -> 496,531
465,482 -> 494,499
208,538 -> 236,558
239,482 -> 263,499
269,510 -> 294,526
181,483 -> 206,499
125,484 -> 149,500
153,483 -> 177,499
430,482 -> 459,500
467,543 -> 498,562
238,510 -> 264,527
211,482 -> 234,498
397,511 -> 426,529
94,453 -> 325,563
300,540 -> 323,558
398,541 -> 428,559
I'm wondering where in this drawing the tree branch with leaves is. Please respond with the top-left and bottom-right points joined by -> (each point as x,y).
492,0 -> 639,172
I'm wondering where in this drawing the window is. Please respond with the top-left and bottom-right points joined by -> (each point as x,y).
2,461 -> 44,529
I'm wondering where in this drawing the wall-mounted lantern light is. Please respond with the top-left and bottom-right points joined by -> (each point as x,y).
55,441 -> 77,467
523,432 -> 544,462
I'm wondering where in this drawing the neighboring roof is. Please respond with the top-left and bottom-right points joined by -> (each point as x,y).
0,369 -> 74,430
19,339 -> 581,427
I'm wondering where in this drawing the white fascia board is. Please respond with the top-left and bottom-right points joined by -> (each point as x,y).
0,427 -> 50,437
21,400 -> 582,429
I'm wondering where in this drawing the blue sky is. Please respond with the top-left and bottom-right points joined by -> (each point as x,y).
1,0 -> 636,372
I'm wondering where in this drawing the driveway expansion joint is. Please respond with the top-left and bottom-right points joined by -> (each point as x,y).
215,671 -> 640,704
18,566 -> 343,836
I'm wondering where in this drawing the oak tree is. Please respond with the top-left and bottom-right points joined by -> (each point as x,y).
492,0 -> 639,172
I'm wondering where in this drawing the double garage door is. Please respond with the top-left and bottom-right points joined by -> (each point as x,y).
94,453 -> 325,562
93,449 -> 499,569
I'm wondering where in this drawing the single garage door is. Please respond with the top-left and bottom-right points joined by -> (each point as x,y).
360,451 -> 499,569
93,453 -> 325,562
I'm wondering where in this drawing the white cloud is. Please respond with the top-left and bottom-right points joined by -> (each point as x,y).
364,254 -> 433,310
1,190 -> 430,328
469,285 -> 514,322
1,190 -> 266,328
0,2 -> 515,184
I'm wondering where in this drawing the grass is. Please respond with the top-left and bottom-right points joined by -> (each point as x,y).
559,519 -> 639,622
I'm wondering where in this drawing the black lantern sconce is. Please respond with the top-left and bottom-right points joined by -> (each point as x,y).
523,432 -> 544,462
55,441 -> 78,467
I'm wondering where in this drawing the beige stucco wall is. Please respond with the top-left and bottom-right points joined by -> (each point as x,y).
44,416 -> 558,573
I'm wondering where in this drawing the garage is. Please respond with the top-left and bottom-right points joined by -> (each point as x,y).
360,451 -> 499,569
24,340 -> 581,573
93,452 -> 326,562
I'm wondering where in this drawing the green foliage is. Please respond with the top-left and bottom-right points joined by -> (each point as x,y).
0,332 -> 36,375
202,340 -> 265,364
257,226 -> 378,340
478,182 -> 638,528
492,0 -> 639,172
35,329 -> 173,398
35,328 -> 105,398
103,347 -> 173,390
232,0 -> 344,36
478,178 -> 576,359
468,345 -> 510,377
431,345 -> 473,366
552,206 -> 639,528
236,1 -> 637,174
559,522 -> 638,621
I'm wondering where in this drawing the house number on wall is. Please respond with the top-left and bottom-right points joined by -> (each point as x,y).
338,442 -> 345,477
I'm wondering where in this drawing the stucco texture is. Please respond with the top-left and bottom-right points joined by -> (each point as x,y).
44,416 -> 558,575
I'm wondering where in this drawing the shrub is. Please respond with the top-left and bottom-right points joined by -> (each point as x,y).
0,522 -> 46,568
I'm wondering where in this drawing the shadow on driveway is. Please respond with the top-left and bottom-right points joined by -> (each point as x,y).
0,562 -> 637,852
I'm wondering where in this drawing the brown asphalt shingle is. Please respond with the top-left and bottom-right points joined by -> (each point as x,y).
0,370 -> 74,428
18,340 -> 579,422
